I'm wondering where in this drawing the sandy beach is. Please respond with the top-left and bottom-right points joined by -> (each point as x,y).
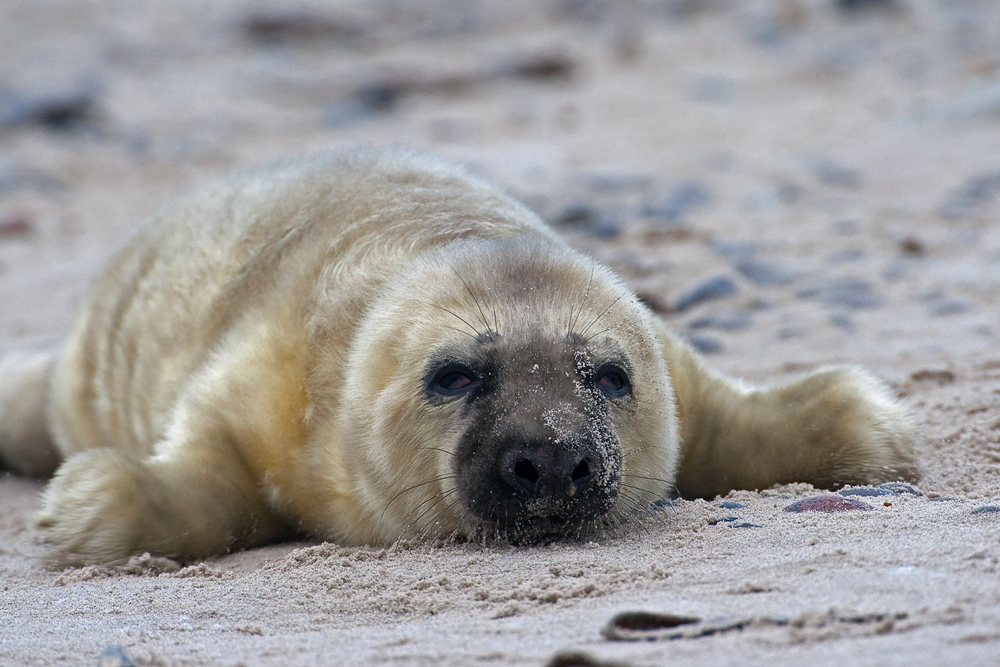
2,1 -> 1000,664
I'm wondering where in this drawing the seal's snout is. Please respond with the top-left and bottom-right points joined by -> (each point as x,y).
480,433 -> 620,537
502,448 -> 600,500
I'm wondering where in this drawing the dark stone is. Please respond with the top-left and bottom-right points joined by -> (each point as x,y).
719,501 -> 746,509
0,86 -> 97,131
602,611 -> 701,641
644,182 -> 712,224
0,215 -> 34,239
909,368 -> 955,384
877,482 -> 921,496
648,498 -> 676,512
836,0 -> 901,13
899,237 -> 925,255
673,275 -> 737,312
711,241 -> 755,261
579,170 -> 652,194
508,53 -> 576,81
784,495 -> 874,513
688,312 -> 752,331
552,203 -> 596,227
839,486 -> 897,497
812,158 -> 863,189
776,183 -> 803,204
928,300 -> 971,317
829,313 -> 855,333
355,81 -> 408,113
711,242 -> 799,286
553,0 -> 607,24
708,516 -> 740,525
97,645 -> 136,667
830,219 -> 861,235
635,291 -> 671,314
798,278 -> 884,309
940,171 -> 1000,219
971,505 -> 1000,515
546,651 -> 628,667
242,12 -> 364,45
581,217 -> 621,239
734,258 -> 797,286
686,334 -> 722,354
549,204 -> 620,239
827,249 -> 866,264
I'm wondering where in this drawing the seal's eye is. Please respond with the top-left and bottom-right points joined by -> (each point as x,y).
428,365 -> 479,397
596,365 -> 631,399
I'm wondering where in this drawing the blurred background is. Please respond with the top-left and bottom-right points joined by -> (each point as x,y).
2,0 -> 1000,379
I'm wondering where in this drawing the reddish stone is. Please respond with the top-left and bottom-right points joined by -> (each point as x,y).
0,215 -> 33,239
784,495 -> 873,513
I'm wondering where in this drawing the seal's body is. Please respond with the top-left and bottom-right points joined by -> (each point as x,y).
0,149 -> 917,564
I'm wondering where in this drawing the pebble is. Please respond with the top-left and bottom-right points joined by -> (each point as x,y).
734,258 -> 798,287
909,368 -> 955,384
644,182 -> 712,224
601,611 -> 700,641
939,171 -> 1000,219
673,275 -> 737,312
504,52 -> 577,82
811,158 -> 863,190
784,495 -> 874,513
970,505 -> 1000,515
877,482 -> 921,496
578,170 -> 652,194
549,203 -> 620,239
686,334 -> 722,354
826,249 -> 866,264
242,12 -> 364,46
836,0 -> 900,13
648,498 -> 675,512
635,291 -> 670,314
0,86 -> 97,131
838,486 -> 897,497
688,312 -> 752,331
798,278 -> 884,309
546,651 -> 628,667
830,219 -> 861,235
898,236 -> 925,256
97,645 -> 136,667
928,300 -> 971,317
554,0 -> 606,24
354,81 -> 407,113
0,215 -> 34,239
711,242 -> 799,286
828,313 -> 855,333
719,501 -> 746,509
708,516 -> 740,525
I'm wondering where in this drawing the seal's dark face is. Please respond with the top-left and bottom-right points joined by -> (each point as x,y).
424,328 -> 630,541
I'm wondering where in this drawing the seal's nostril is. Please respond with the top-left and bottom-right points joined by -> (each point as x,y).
514,458 -> 539,484
571,459 -> 591,483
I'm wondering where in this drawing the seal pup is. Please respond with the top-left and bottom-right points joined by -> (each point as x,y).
0,148 -> 917,565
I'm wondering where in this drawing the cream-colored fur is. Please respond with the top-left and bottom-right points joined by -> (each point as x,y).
0,148 -> 917,565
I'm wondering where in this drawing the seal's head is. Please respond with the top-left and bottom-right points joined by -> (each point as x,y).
343,238 -> 678,544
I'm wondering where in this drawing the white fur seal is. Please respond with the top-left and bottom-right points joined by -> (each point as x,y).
0,148 -> 917,565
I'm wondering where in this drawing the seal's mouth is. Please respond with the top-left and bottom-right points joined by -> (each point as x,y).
458,485 -> 621,543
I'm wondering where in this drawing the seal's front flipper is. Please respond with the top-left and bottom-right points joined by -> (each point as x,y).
657,323 -> 917,498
